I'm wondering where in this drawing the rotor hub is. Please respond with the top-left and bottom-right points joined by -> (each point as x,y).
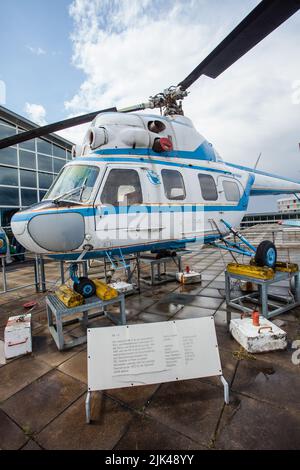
148,86 -> 188,116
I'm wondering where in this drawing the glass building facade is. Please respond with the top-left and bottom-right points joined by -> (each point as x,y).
0,105 -> 73,229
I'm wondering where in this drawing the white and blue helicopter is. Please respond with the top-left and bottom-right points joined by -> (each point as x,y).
1,0 -> 300,297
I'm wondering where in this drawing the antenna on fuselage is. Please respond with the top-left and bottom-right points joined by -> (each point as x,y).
254,152 -> 262,170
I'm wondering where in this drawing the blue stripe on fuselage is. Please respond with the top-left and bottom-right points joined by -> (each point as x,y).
46,234 -> 220,261
90,140 -> 217,161
75,155 -> 233,175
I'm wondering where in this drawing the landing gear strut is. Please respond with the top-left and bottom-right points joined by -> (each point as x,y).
211,219 -> 277,269
69,263 -> 96,298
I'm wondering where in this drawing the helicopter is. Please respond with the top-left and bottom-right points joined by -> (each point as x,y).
1,0 -> 300,298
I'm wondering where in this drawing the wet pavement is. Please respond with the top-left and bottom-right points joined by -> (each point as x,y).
0,225 -> 300,450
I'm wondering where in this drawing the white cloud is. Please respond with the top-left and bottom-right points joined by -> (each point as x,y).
24,102 -> 47,125
65,0 -> 300,210
26,45 -> 46,56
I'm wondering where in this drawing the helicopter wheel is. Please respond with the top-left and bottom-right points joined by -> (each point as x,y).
154,250 -> 177,259
254,240 -> 277,268
74,277 -> 96,298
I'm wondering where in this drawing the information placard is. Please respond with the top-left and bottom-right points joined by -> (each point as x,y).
87,317 -> 222,391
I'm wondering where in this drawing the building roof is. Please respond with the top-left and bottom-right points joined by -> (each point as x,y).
0,105 -> 74,149
277,195 -> 300,203
245,210 -> 300,218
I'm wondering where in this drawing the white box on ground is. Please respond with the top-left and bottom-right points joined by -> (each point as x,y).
4,314 -> 32,359
109,281 -> 134,294
229,316 -> 287,353
176,271 -> 201,284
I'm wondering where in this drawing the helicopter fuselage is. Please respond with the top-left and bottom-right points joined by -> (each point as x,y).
11,112 -> 300,260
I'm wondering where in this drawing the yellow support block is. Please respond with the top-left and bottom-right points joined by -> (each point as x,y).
250,258 -> 299,273
274,262 -> 299,273
92,278 -> 118,301
55,285 -> 84,308
227,263 -> 274,280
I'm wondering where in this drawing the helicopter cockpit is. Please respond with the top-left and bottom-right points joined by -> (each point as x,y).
45,164 -> 99,204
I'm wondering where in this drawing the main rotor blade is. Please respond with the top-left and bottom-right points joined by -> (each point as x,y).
179,0 -> 300,90
0,107 -> 117,149
0,102 -> 150,149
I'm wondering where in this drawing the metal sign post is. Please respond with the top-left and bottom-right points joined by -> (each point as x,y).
86,317 -> 229,423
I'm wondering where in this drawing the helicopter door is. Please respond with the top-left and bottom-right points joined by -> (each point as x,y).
94,166 -> 145,248
217,176 -> 243,228
197,173 -> 221,237
160,168 -> 186,241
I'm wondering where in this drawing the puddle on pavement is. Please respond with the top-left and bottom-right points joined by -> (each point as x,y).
154,302 -> 182,314
158,293 -> 197,306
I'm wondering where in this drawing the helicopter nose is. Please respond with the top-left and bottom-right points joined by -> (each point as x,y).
11,213 -> 32,251
11,211 -> 85,253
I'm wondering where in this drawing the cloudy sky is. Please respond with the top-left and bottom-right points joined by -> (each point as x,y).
1,0 -> 300,212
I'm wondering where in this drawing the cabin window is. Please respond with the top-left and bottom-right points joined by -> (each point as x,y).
223,180 -> 240,202
161,169 -> 186,200
198,174 -> 218,201
101,169 -> 142,205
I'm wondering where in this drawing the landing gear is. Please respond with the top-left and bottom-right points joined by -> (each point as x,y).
255,240 -> 277,268
211,220 -> 278,269
153,250 -> 177,259
73,277 -> 96,298
69,262 -> 96,298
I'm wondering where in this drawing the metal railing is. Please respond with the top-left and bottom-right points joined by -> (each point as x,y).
0,252 -> 106,297
0,252 -> 40,295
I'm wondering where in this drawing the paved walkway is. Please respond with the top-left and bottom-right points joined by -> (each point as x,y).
0,232 -> 300,449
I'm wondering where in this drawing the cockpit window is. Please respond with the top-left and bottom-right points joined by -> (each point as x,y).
45,165 -> 99,203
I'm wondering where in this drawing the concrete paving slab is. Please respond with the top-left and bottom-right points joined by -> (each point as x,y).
1,370 -> 86,434
138,312 -> 170,323
145,379 -> 224,447
146,301 -> 183,316
199,274 -> 216,281
0,355 -> 51,402
276,309 -> 300,323
252,346 -> 300,371
209,281 -> 226,289
106,384 -> 160,411
201,349 -> 238,388
215,393 -> 300,450
214,310 -> 240,326
0,409 -> 27,450
36,393 -> 133,450
174,307 -> 215,319
58,350 -> 87,384
198,288 -> 225,299
32,327 -> 86,367
174,284 -> 204,295
124,306 -> 143,320
232,357 -> 300,411
21,439 -> 42,450
215,327 -> 240,353
115,414 -> 206,450
189,296 -> 223,311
